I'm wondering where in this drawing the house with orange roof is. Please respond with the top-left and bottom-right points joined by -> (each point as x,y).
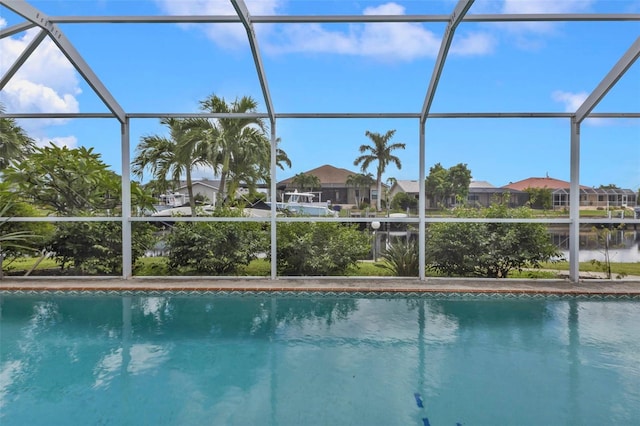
503,176 -> 637,210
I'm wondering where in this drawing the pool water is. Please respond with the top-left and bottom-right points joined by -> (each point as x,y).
1,295 -> 639,425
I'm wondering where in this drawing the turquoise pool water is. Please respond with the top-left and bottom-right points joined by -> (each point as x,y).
1,294 -> 639,425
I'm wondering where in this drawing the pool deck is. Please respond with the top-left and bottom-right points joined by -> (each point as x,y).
1,277 -> 639,296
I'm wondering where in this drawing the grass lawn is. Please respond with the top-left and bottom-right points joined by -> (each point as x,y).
5,256 -> 638,278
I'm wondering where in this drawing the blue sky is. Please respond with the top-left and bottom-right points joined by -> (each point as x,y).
1,0 -> 639,190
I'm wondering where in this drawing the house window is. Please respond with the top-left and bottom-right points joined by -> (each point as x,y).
335,191 -> 340,202
371,190 -> 378,200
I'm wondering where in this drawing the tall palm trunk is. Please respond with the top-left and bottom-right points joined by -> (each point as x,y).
185,168 -> 196,216
218,151 -> 230,204
376,174 -> 383,211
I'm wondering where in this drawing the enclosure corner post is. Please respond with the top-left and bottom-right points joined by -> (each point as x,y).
419,120 -> 426,281
270,120 -> 278,281
121,118 -> 132,279
569,117 -> 580,283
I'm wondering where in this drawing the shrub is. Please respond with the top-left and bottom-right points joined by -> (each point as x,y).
391,192 -> 418,213
379,238 -> 419,276
49,221 -> 157,275
274,222 -> 370,275
426,203 -> 561,278
166,208 -> 268,275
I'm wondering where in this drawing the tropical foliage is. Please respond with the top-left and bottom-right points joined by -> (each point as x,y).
346,172 -> 374,208
0,103 -> 35,170
49,221 -> 157,275
379,238 -> 420,276
524,187 -> 552,210
133,95 -> 290,211
390,191 -> 418,212
5,143 -> 155,215
424,162 -> 472,208
2,143 -> 156,274
274,222 -> 370,275
165,207 -> 268,275
354,129 -> 405,211
426,203 -> 560,278
291,172 -> 321,192
0,191 -> 53,263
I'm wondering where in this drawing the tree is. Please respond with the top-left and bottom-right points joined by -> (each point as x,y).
0,103 -> 35,170
354,129 -> 405,211
0,190 -> 54,270
166,207 -> 267,275
449,163 -> 472,204
524,187 -> 552,210
133,117 -> 207,215
346,172 -> 374,208
426,203 -> 560,278
292,172 -> 321,192
49,221 -> 157,275
274,222 -> 370,275
198,95 -> 272,203
4,143 -> 154,215
3,146 -> 156,274
391,192 -> 418,212
425,162 -> 472,208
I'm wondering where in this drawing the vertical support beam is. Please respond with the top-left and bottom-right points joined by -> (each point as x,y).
419,0 -> 473,281
569,118 -> 580,282
121,118 -> 132,278
270,121 -> 277,280
418,121 -> 426,280
0,28 -> 46,90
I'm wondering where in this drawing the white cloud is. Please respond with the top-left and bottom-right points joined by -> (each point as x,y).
0,25 -> 81,137
155,0 -> 281,48
266,2 -> 494,61
155,1 -> 494,61
0,28 -> 81,113
502,0 -> 595,14
552,90 -> 588,112
3,79 -> 79,114
501,0 -> 596,35
450,31 -> 496,56
552,90 -> 615,126
34,135 -> 78,149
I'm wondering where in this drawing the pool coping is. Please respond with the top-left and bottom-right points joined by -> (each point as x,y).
1,277 -> 639,298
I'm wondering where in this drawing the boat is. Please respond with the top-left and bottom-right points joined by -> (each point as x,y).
150,200 -> 279,218
267,190 -> 338,217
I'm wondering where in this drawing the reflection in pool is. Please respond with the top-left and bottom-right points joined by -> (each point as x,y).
1,295 -> 639,425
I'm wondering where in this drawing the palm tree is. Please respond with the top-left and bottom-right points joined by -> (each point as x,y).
132,118 -> 206,215
346,172 -> 374,209
0,103 -> 35,170
292,173 -> 321,192
354,130 -> 405,211
198,94 -> 270,204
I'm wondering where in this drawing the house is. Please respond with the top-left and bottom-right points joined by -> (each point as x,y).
503,176 -> 637,209
388,180 -> 420,202
389,180 -> 526,209
277,164 -> 378,207
176,179 -> 219,205
467,181 -> 526,208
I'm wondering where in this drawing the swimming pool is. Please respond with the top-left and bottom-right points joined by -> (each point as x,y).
1,293 -> 639,425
